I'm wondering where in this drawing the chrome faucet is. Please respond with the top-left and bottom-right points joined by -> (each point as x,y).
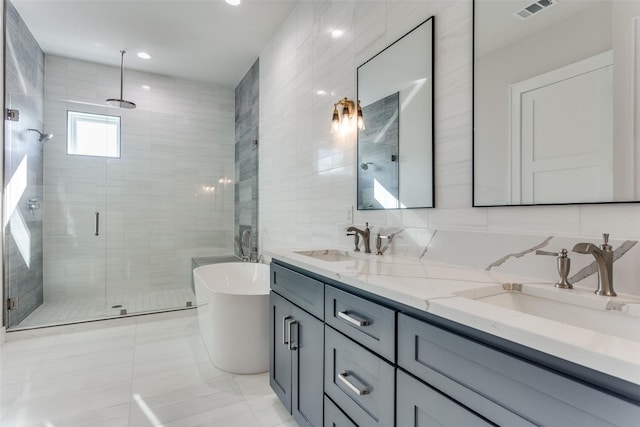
572,233 -> 616,296
346,222 -> 371,254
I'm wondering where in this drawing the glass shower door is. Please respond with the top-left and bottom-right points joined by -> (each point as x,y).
40,100 -> 110,326
4,97 -> 110,328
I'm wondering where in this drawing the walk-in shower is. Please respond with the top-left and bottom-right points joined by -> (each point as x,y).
3,1 -> 236,330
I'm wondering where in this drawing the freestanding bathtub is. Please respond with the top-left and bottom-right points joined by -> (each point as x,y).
193,262 -> 270,374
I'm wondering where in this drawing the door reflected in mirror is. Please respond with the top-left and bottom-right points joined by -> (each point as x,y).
357,17 -> 434,210
474,0 -> 640,206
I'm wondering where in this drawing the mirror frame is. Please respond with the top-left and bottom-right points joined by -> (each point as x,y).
472,0 -> 640,208
356,16 -> 435,210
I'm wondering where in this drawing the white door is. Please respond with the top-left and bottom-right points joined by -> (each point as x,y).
510,51 -> 613,204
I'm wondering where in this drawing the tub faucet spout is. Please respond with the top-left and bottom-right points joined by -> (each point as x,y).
572,233 -> 616,296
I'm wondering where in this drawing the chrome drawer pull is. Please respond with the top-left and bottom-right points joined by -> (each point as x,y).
282,315 -> 292,345
338,311 -> 369,327
338,371 -> 369,395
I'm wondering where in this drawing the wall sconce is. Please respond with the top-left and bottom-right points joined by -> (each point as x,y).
331,97 -> 365,133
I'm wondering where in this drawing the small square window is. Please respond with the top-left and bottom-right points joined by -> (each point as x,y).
67,111 -> 121,158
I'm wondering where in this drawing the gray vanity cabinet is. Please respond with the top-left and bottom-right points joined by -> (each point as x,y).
270,261 -> 639,427
269,264 -> 325,427
324,326 -> 395,426
270,291 -> 293,411
396,370 -> 494,426
397,313 -> 640,426
324,395 -> 357,427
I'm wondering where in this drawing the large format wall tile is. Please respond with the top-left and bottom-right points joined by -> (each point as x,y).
43,56 -> 235,302
258,0 -> 640,296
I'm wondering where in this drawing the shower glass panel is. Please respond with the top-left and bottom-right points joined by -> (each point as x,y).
4,94 -> 49,327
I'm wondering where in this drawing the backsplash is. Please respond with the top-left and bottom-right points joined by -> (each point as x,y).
421,230 -> 639,296
258,0 -> 640,296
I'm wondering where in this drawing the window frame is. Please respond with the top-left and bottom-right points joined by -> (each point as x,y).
67,110 -> 122,159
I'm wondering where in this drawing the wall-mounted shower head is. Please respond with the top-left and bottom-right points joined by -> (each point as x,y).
360,162 -> 374,170
28,129 -> 53,142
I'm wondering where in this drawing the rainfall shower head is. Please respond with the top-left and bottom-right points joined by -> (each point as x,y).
28,128 -> 53,142
106,50 -> 136,109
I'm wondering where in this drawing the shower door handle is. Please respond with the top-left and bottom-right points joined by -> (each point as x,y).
95,212 -> 100,236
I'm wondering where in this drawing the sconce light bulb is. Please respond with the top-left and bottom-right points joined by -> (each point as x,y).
341,104 -> 351,130
357,101 -> 365,130
331,106 -> 340,133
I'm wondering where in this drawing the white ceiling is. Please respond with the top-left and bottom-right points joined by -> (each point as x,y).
12,0 -> 298,89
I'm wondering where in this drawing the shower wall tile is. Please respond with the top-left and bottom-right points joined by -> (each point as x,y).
4,1 -> 45,326
43,55 -> 235,302
258,0 -> 640,296
235,60 -> 260,258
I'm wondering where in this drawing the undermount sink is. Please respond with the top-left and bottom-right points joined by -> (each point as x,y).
294,249 -> 354,262
456,284 -> 640,342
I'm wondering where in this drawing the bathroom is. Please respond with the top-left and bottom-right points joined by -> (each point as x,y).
1,0 -> 639,425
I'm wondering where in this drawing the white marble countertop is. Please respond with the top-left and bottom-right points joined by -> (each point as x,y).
266,247 -> 640,387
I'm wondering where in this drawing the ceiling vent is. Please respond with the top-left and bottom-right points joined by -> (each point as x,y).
514,0 -> 558,20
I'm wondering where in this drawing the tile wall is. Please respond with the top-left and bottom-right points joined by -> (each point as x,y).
42,56 -> 235,302
4,0 -> 45,326
235,59 -> 260,257
259,0 -> 640,295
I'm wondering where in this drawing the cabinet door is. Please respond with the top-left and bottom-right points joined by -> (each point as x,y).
397,370 -> 494,427
270,292 -> 293,412
292,306 -> 324,427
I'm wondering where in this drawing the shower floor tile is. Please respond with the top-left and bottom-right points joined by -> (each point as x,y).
0,311 -> 294,427
15,287 -> 196,328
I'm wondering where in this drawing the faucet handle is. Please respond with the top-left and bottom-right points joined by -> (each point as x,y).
535,250 -> 559,257
347,232 -> 360,252
375,233 -> 390,255
602,233 -> 612,251
536,249 -> 572,289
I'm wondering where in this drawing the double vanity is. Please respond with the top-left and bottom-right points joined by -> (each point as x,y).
267,247 -> 640,426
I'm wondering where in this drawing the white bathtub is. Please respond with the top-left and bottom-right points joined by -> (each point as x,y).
193,262 -> 270,374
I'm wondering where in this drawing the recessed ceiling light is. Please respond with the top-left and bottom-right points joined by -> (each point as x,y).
137,52 -> 151,59
317,90 -> 327,95
331,29 -> 344,39
225,0 -> 241,5
141,85 -> 151,90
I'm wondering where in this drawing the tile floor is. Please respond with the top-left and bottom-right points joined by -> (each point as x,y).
16,288 -> 196,328
0,311 -> 295,427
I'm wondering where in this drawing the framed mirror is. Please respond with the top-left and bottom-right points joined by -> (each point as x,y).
474,0 -> 640,206
357,17 -> 434,210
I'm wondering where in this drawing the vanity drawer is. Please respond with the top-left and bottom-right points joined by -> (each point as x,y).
397,370 -> 493,427
397,313 -> 640,427
271,263 -> 324,320
324,325 -> 395,426
325,286 -> 396,362
324,395 -> 357,427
